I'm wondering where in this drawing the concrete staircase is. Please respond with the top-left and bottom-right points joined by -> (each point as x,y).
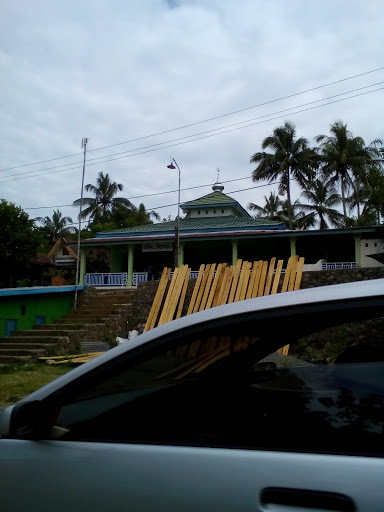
0,288 -> 136,363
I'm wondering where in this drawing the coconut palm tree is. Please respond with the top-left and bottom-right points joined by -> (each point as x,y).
346,165 -> 384,225
248,192 -> 282,221
298,179 -> 343,230
277,199 -> 315,230
250,121 -> 317,229
73,172 -> 133,221
35,210 -> 76,244
315,121 -> 379,218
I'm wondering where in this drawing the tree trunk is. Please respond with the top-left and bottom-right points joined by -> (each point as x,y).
355,181 -> 361,218
340,177 -> 347,218
286,168 -> 293,229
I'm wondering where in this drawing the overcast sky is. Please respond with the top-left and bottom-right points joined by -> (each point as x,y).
1,0 -> 383,228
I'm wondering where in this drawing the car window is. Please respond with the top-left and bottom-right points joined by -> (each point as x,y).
52,307 -> 384,457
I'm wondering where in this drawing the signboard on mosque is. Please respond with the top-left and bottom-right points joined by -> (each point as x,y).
142,242 -> 173,252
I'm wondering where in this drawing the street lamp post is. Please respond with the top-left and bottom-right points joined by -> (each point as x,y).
167,158 -> 181,268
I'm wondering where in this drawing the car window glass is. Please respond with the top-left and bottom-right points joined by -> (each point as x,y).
53,311 -> 384,457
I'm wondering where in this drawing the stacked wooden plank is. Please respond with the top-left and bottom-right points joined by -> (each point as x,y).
143,256 -> 304,335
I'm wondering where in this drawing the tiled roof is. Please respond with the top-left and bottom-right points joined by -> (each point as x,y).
181,190 -> 250,217
181,191 -> 238,207
96,216 -> 285,237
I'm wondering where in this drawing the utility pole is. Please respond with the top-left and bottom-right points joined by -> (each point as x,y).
74,137 -> 88,310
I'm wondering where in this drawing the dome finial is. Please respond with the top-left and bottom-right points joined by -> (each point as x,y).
212,168 -> 224,193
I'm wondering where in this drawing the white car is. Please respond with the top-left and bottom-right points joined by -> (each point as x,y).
1,279 -> 384,512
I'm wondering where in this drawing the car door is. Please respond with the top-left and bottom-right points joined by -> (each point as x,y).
1,295 -> 384,512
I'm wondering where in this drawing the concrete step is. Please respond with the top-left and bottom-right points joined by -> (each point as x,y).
0,342 -> 56,350
12,329 -> 87,338
84,301 -> 132,308
0,348 -> 47,357
53,317 -> 108,324
34,323 -> 105,330
66,309 -> 124,317
93,290 -> 136,296
0,336 -> 69,345
76,306 -> 128,313
85,295 -> 134,302
63,313 -> 121,321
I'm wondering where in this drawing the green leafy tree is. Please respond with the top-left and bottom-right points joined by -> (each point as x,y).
0,200 -> 42,287
250,121 -> 317,229
298,178 -> 343,230
316,121 -> 380,218
346,164 -> 384,225
35,209 -> 76,244
73,172 -> 134,221
277,199 -> 314,230
248,192 -> 282,221
87,203 -> 160,237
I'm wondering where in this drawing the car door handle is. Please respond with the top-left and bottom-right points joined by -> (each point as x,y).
261,487 -> 356,511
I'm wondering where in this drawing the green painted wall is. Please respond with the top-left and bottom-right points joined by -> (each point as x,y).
0,293 -> 73,337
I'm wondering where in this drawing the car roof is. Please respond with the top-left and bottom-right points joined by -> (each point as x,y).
17,278 -> 384,403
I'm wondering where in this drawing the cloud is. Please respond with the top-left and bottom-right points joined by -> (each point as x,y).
0,0 -> 383,224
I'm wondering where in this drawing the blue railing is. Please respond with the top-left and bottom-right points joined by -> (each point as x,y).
132,273 -> 148,287
84,272 -> 149,287
84,273 -> 128,287
321,262 -> 357,270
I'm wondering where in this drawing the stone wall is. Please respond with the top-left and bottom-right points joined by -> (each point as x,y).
300,267 -> 384,289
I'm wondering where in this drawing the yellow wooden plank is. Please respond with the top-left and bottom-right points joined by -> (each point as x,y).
211,263 -> 227,307
162,265 -> 188,324
271,259 -> 283,294
175,267 -> 191,319
192,264 -> 211,313
167,265 -> 188,322
216,266 -> 233,305
236,262 -> 252,302
246,261 -> 259,300
175,349 -> 230,380
186,264 -> 205,315
144,267 -> 171,332
199,263 -> 216,311
294,256 -> 305,290
288,255 -> 299,292
191,264 -> 209,314
251,260 -> 263,298
227,259 -> 242,304
234,261 -> 247,302
257,260 -> 269,296
158,267 -> 180,325
282,344 -> 290,356
240,262 -> 252,300
281,256 -> 293,293
206,263 -> 224,309
71,353 -> 102,364
38,352 -> 103,361
264,257 -> 276,296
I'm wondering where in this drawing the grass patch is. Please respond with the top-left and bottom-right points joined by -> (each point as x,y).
0,362 -> 73,410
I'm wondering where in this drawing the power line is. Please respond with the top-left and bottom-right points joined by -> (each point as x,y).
1,85 -> 382,185
32,181 -> 279,223
24,176 -> 253,210
11,80 -> 380,179
2,66 -> 383,172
